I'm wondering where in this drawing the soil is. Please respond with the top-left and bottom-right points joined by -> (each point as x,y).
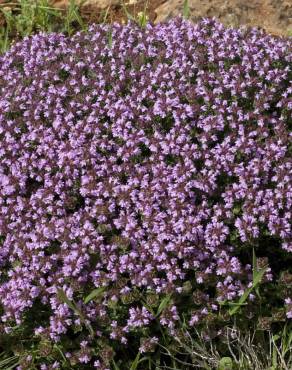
77,0 -> 166,25
153,0 -> 292,36
60,0 -> 291,36
0,0 -> 291,36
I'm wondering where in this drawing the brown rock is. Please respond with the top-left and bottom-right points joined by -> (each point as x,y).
154,0 -> 292,36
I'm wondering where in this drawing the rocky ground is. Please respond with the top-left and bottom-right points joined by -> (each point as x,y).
57,0 -> 291,36
0,0 -> 291,36
154,0 -> 292,36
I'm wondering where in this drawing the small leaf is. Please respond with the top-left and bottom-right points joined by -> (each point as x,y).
232,206 -> 241,215
252,265 -> 268,287
218,357 -> 233,370
111,359 -> 120,370
252,248 -> 257,279
130,352 -> 140,370
156,295 -> 172,317
84,286 -> 106,304
57,288 -> 94,336
53,344 -> 69,364
57,288 -> 77,313
138,11 -> 148,28
107,28 -> 113,48
229,287 -> 252,316
183,0 -> 190,19
229,265 -> 267,316
253,248 -> 261,298
182,280 -> 192,294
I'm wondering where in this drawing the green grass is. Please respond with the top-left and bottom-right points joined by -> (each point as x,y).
0,0 -> 86,53
0,0 -> 153,54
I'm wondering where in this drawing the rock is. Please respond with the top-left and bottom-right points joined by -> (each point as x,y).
154,0 -> 292,36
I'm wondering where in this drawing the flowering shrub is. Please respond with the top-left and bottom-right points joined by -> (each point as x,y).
0,17 -> 291,369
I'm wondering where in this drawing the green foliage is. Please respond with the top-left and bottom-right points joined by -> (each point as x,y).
183,0 -> 190,20
156,295 -> 173,318
218,357 -> 234,370
84,286 -> 106,304
107,27 -> 113,48
218,249 -> 268,317
0,0 -> 85,53
137,1 -> 149,29
129,351 -> 141,370
229,254 -> 268,316
0,6 -> 14,53
0,352 -> 19,370
57,288 -> 94,336
121,1 -> 149,28
64,0 -> 86,36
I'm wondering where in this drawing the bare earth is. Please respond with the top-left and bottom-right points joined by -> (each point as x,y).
55,0 -> 292,36
0,0 -> 291,35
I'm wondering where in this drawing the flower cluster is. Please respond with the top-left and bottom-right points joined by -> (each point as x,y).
0,17 -> 291,368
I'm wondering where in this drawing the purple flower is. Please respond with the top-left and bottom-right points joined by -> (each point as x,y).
0,16 -> 290,367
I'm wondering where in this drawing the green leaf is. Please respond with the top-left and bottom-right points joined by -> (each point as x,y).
229,263 -> 267,316
183,0 -> 190,19
218,357 -> 233,370
141,300 -> 155,317
281,323 -> 292,357
252,248 -> 261,298
272,334 -> 280,342
84,286 -> 106,304
130,352 -> 141,370
107,28 -> 113,48
111,359 -> 120,370
57,288 -> 78,313
53,344 -> 69,365
0,355 -> 19,369
137,1 -> 148,28
230,291 -> 250,316
252,265 -> 268,287
252,248 -> 257,278
156,294 -> 172,317
138,11 -> 148,28
57,288 -> 94,336
232,206 -> 241,215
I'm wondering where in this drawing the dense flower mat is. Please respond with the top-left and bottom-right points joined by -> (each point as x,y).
0,17 -> 291,369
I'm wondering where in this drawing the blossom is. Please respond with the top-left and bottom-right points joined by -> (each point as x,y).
0,16 -> 290,368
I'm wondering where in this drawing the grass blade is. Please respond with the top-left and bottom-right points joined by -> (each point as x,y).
121,2 -> 136,22
84,286 -> 106,304
183,0 -> 190,19
229,265 -> 267,316
156,294 -> 172,317
130,352 -> 141,370
57,288 -> 94,336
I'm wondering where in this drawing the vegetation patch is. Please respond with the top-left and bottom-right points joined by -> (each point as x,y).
0,11 -> 291,370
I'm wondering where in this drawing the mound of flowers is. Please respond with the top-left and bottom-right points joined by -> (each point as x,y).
0,17 -> 291,369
